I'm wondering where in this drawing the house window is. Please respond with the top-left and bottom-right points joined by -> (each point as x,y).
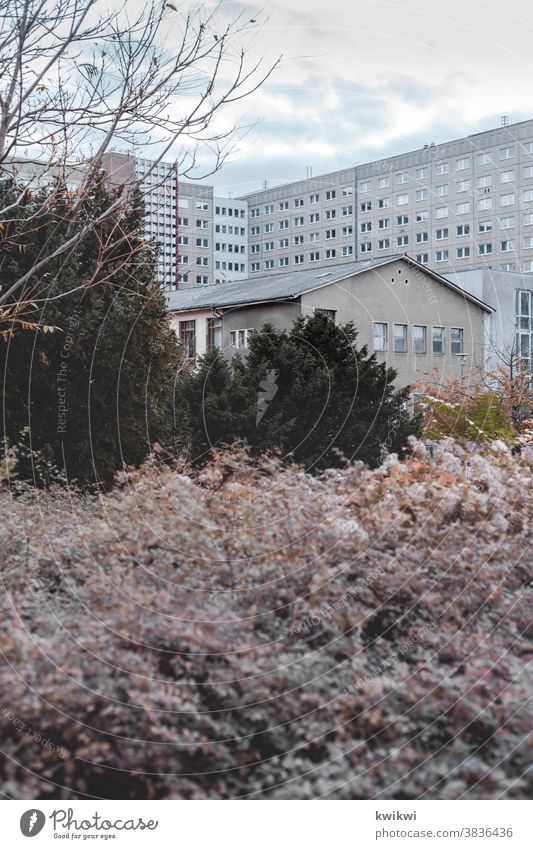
206,317 -> 222,350
501,240 -> 515,252
373,322 -> 388,352
360,242 -> 372,253
478,220 -> 492,233
457,225 -> 470,236
342,225 -> 353,236
265,204 -> 273,214
294,254 -> 304,264
416,210 -> 428,222
325,189 -> 336,200
360,222 -> 371,233
451,328 -> 464,355
310,193 -> 319,204
360,201 -> 372,212
378,198 -> 390,208
279,201 -> 289,210
416,253 -> 429,264
436,228 -> 449,240
230,328 -> 252,349
478,243 -> 493,255
435,249 -> 449,262
456,246 -> 470,258
279,257 -> 289,267
309,251 -> 320,262
393,324 -> 408,353
342,186 -> 353,196
397,215 -> 409,225
432,326 -> 445,355
413,325 -> 427,354
397,235 -> 408,247
378,239 -> 390,250
294,198 -> 304,207
179,320 -> 196,359
378,218 -> 390,229
342,245 -> 354,256
416,232 -> 428,243
315,308 -> 336,321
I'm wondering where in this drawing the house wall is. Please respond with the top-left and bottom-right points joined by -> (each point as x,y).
299,260 -> 486,387
221,302 -> 301,355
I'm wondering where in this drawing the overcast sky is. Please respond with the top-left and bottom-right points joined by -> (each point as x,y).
175,0 -> 533,196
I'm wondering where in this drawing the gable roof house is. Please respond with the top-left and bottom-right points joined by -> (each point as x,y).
167,255 -> 493,388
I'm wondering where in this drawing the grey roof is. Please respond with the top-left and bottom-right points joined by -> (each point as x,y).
166,254 -> 494,314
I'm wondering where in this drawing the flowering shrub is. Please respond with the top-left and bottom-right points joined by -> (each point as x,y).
0,440 -> 531,799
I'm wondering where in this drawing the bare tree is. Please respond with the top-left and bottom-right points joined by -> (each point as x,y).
0,0 -> 277,330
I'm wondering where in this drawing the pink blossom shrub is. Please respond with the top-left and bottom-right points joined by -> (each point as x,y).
0,440 -> 531,799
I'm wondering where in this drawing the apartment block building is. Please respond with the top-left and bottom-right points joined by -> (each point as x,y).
238,117 -> 533,279
213,197 -> 248,283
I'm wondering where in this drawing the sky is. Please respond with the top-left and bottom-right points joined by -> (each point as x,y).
175,0 -> 533,196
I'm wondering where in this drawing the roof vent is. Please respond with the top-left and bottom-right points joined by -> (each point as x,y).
316,271 -> 333,278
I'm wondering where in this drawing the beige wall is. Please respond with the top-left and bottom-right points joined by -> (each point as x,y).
298,260 -> 487,387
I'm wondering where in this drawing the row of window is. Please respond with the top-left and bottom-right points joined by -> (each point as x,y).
175,274 -> 209,287
250,188 -> 353,217
215,243 -> 246,254
250,224 -> 354,238
214,206 -> 246,218
177,256 -> 210,266
250,247 -> 354,271
215,224 -> 246,235
358,144 -> 533,191
177,236 -> 209,247
373,323 -> 463,355
177,217 -> 210,228
215,261 -> 246,272
360,192 -> 530,214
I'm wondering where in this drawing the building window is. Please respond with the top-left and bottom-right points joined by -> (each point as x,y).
310,193 -> 319,204
523,165 -> 533,179
432,326 -> 445,355
477,175 -> 492,188
416,253 -> 429,264
478,220 -> 493,233
416,167 -> 429,179
397,235 -> 408,247
373,322 -> 388,352
315,308 -> 337,321
416,189 -> 428,201
435,184 -> 448,196
456,180 -> 470,193
326,228 -> 337,239
250,262 -> 260,272
325,209 -> 336,220
379,218 -> 390,229
265,259 -> 274,269
360,201 -> 372,212
435,249 -> 449,262
279,219 -> 289,230
378,239 -> 390,250
516,290 -> 533,367
250,225 -> 260,236
342,245 -> 354,256
457,224 -> 470,236
265,223 -> 273,233
310,212 -> 320,223
478,243 -> 493,255
500,146 -> 514,160
342,186 -> 353,196
251,208 -> 260,218
435,206 -> 449,219
501,240 -> 515,252
179,320 -> 196,359
478,152 -> 491,165
264,242 -> 274,252
397,215 -> 409,225
501,263 -> 516,272
378,176 -> 390,188
436,228 -> 449,240
279,201 -> 289,210
393,324 -> 408,353
435,162 -> 449,175
342,205 -> 353,216
413,325 -> 427,354
456,246 -> 470,258
478,198 -> 493,211
500,193 -> 515,207
397,194 -> 409,205
416,210 -> 429,222
265,204 -> 273,214
206,317 -> 222,350
310,251 -> 320,262
294,198 -> 304,207
396,173 -> 408,184
294,235 -> 304,245
360,222 -> 371,233
294,216 -> 304,227
250,244 -> 260,254
456,202 -> 470,215
279,238 -> 289,248
456,157 -> 470,170
325,189 -> 336,200
500,170 -> 515,183
378,198 -> 390,208
451,328 -> 464,355
360,242 -> 372,253
500,216 -> 515,229
342,225 -> 353,236
294,254 -> 304,264
416,232 -> 428,243
279,257 -> 289,267
358,182 -> 370,193
310,232 -> 320,243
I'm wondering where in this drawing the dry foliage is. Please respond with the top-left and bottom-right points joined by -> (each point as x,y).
0,439 -> 531,799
